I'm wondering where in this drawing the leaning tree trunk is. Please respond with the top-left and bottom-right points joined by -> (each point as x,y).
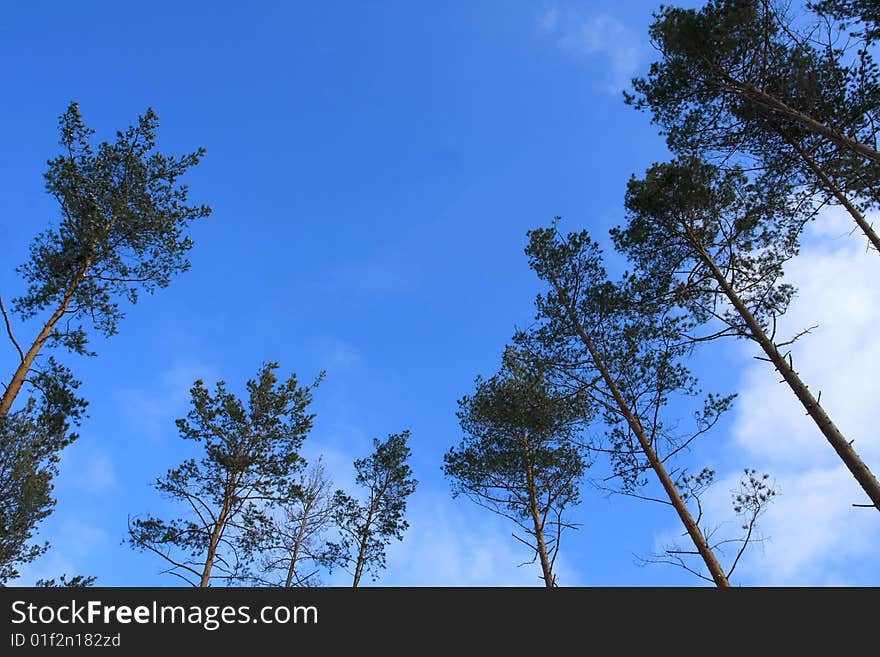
351,517 -> 372,588
551,279 -> 731,587
199,478 -> 238,587
784,134 -> 880,253
739,83 -> 880,165
352,473 -> 391,588
0,259 -> 91,416
689,232 -> 880,511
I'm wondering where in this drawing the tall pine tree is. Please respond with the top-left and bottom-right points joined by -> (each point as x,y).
1,103 -> 208,581
627,0 -> 880,252
522,225 -> 741,586
616,159 -> 880,510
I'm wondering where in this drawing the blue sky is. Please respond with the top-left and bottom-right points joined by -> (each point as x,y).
2,1 -> 878,586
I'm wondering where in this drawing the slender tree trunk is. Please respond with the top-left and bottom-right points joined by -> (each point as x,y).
200,483 -> 236,587
351,509 -> 374,589
519,430 -> 554,587
550,278 -> 731,587
284,537 -> 306,588
284,501 -> 313,588
351,472 -> 392,588
0,258 -> 91,416
522,441 -> 555,588
785,134 -> 880,253
690,232 -> 880,511
200,528 -> 221,587
739,83 -> 880,165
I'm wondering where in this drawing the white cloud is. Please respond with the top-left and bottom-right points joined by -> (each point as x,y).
735,467 -> 878,584
711,208 -> 880,584
114,361 -> 218,439
314,337 -> 362,371
61,446 -> 117,493
538,7 -> 560,33
377,489 -> 581,586
732,208 -> 880,469
16,519 -> 109,585
538,7 -> 643,94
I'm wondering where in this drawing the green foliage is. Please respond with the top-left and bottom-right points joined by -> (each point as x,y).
447,349 -> 588,518
326,432 -> 417,585
615,158 -> 803,337
733,469 -> 777,519
1,102 -> 210,584
13,102 -> 210,352
812,0 -> 880,43
520,224 -> 733,493
444,348 -> 589,584
628,1 -> 847,151
128,363 -> 321,586
521,224 -> 779,583
648,467 -> 777,581
35,574 -> 97,587
0,360 -> 86,584
628,0 -> 880,223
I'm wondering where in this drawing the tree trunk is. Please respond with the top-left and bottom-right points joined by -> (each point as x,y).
0,258 -> 91,416
200,483 -> 236,587
691,234 -> 880,511
284,500 -> 313,588
524,455 -> 555,588
352,472 -> 393,588
519,429 -> 555,587
740,83 -> 880,165
200,530 -> 220,587
785,135 -> 880,253
351,519 -> 372,588
351,498 -> 377,588
551,279 -> 731,587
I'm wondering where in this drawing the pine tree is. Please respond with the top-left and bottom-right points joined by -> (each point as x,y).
616,159 -> 880,510
1,103 -> 209,580
521,224 -> 771,586
627,0 -> 880,252
325,432 -> 417,587
0,361 -> 85,583
1,103 -> 210,417
128,363 -> 321,586
444,347 -> 589,587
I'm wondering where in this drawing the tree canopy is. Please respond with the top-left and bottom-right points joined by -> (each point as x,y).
445,347 -> 589,586
128,363 -> 321,586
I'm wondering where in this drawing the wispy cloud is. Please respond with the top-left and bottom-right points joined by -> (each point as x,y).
379,489 -> 582,586
114,361 -> 219,440
538,7 -> 560,33
314,337 -> 362,371
16,519 -> 109,585
61,446 -> 117,493
538,6 -> 643,94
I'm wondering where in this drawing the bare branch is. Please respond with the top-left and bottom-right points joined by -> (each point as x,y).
0,294 -> 24,363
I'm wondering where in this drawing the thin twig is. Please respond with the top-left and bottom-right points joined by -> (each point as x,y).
0,294 -> 24,362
